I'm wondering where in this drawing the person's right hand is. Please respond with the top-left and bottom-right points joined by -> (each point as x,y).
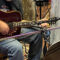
0,20 -> 10,35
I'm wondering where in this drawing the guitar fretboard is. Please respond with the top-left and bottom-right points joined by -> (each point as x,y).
8,21 -> 36,28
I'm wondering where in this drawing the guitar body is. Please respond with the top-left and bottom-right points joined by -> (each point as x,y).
0,10 -> 21,22
0,10 -> 22,39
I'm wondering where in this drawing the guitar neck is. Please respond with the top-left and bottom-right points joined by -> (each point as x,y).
8,17 -> 60,28
8,21 -> 36,28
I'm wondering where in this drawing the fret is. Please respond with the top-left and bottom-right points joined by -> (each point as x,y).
13,22 -> 17,27
17,22 -> 20,27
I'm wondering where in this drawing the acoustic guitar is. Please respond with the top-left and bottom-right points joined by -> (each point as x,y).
0,10 -> 60,40
0,10 -> 37,39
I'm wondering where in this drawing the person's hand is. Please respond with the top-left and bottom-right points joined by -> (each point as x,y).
38,18 -> 50,28
40,23 -> 50,28
0,20 -> 10,35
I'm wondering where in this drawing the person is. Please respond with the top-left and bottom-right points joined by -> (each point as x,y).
0,0 -> 49,60
0,20 -> 24,60
0,0 -> 24,60
43,0 -> 60,60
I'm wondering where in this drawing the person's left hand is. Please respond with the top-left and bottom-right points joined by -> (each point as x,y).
40,23 -> 50,28
38,18 -> 50,28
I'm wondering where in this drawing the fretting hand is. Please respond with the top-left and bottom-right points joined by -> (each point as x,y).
38,18 -> 50,28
